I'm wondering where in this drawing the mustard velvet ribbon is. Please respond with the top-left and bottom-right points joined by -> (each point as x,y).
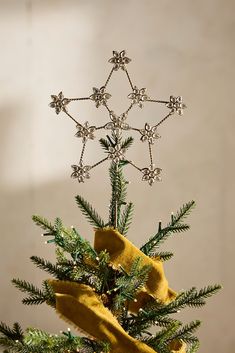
49,280 -> 157,353
169,340 -> 187,353
48,229 -> 186,353
94,228 -> 177,310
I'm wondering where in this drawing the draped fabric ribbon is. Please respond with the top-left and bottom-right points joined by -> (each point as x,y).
49,280 -> 157,353
94,228 -> 177,311
48,228 -> 186,353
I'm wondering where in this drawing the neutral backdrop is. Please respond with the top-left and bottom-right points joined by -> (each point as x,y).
0,1 -> 234,352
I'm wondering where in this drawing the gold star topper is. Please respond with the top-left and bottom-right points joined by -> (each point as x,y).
49,50 -> 186,186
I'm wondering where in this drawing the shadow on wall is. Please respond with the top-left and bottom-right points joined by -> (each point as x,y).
0,102 -> 111,333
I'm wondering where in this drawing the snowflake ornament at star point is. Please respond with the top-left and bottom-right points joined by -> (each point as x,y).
71,163 -> 91,183
75,121 -> 96,143
166,96 -> 186,116
141,164 -> 162,186
108,50 -> 131,71
49,92 -> 70,114
90,87 -> 111,108
139,123 -> 160,145
128,86 -> 149,108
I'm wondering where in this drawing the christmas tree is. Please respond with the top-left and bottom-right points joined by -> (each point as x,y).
0,50 -> 221,353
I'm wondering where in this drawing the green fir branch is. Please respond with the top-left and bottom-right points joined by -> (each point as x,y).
63,226 -> 97,261
12,279 -> 55,307
125,284 -> 221,337
32,215 -> 54,232
121,136 -> 134,150
0,337 -> 25,353
0,322 -> 23,342
187,340 -> 200,353
155,285 -> 222,315
30,256 -> 62,278
170,320 -> 201,343
109,162 -> 128,227
12,279 -> 44,297
140,201 -> 195,255
148,321 -> 181,348
99,137 -> 112,152
151,251 -> 174,261
172,201 -> 196,224
75,195 -> 105,228
113,258 -> 151,312
118,202 -> 134,235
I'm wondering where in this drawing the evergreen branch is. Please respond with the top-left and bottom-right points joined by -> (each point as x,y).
172,201 -> 196,224
32,215 -> 54,232
113,258 -> 151,312
12,279 -> 55,307
75,195 -> 105,228
99,137 -> 111,152
191,285 -> 222,303
153,321 -> 181,344
66,227 -> 97,261
30,256 -> 61,278
42,281 -> 56,306
0,322 -> 23,342
126,284 -> 221,335
54,217 -> 63,232
170,320 -> 201,342
155,285 -> 222,314
22,297 -> 47,306
151,252 -> 174,261
109,162 -> 128,227
0,337 -> 24,352
118,202 -> 134,235
12,279 -> 43,297
149,321 -> 181,347
121,136 -> 134,150
140,201 -> 195,255
169,224 -> 190,233
187,340 -> 200,353
154,317 -> 180,328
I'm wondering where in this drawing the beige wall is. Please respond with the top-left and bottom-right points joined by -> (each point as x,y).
0,1 -> 234,352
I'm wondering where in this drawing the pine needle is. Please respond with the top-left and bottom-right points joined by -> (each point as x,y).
75,195 -> 105,228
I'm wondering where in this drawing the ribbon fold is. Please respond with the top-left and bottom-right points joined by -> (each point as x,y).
94,228 -> 177,311
48,228 -> 185,353
49,280 -> 157,353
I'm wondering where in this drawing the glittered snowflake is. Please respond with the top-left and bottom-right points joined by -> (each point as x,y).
128,86 -> 149,108
75,122 -> 96,143
49,92 -> 69,114
139,123 -> 160,145
108,50 -> 131,71
166,96 -> 186,116
71,163 -> 91,183
90,87 -> 111,108
108,144 -> 126,164
141,165 -> 162,185
105,112 -> 130,132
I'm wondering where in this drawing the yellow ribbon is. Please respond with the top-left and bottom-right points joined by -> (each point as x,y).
49,280 -> 157,353
169,340 -> 187,353
48,228 -> 186,353
94,228 -> 177,311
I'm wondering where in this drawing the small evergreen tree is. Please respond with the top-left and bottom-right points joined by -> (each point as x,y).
0,50 -> 221,353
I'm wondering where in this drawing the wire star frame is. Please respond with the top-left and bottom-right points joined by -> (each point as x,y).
49,50 -> 186,186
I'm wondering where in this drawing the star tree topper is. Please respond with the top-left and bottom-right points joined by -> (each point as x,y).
49,50 -> 186,186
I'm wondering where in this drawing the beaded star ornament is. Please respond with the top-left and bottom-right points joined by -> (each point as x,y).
49,50 -> 186,186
